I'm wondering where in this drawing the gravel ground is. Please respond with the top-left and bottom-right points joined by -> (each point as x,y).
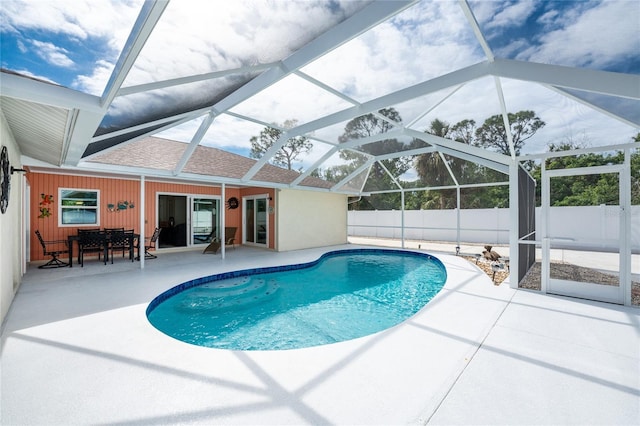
462,256 -> 509,285
462,257 -> 640,306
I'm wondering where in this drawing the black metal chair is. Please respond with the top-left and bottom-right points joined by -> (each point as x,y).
108,229 -> 135,263
143,227 -> 161,259
35,230 -> 69,268
78,229 -> 107,267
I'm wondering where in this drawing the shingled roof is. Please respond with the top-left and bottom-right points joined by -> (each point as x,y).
87,136 -> 334,190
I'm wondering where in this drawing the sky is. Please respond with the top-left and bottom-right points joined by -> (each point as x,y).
1,0 -> 638,176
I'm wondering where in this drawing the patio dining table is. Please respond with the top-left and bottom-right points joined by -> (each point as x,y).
67,231 -> 140,267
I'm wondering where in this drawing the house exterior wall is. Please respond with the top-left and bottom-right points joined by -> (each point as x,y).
1,110 -> 25,323
143,181 -> 244,245
28,173 -> 143,261
276,189 -> 347,251
26,174 -> 279,261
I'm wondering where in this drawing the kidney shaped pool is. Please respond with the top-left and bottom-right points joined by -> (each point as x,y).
146,249 -> 447,350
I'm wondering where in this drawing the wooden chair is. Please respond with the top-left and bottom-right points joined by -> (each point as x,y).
203,227 -> 237,254
224,226 -> 237,249
202,239 -> 221,254
35,230 -> 69,268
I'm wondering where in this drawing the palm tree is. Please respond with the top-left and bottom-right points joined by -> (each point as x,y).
414,119 -> 454,208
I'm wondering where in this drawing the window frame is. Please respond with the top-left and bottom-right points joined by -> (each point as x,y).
58,188 -> 101,227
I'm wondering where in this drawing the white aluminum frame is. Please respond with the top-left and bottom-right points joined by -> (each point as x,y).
541,161 -> 631,305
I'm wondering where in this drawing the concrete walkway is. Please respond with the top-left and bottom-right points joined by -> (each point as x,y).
1,243 -> 638,425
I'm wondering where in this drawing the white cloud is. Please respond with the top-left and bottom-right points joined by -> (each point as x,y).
0,0 -> 88,40
1,0 -> 143,92
73,59 -> 116,96
302,0 -> 481,105
123,1 -> 361,86
522,1 -> 639,68
483,1 -> 537,32
31,40 -> 74,68
1,0 -> 141,45
229,74 -> 353,125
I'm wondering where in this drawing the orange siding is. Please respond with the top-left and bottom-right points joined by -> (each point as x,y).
28,172 -> 276,261
29,172 -> 140,261
143,181 -> 231,240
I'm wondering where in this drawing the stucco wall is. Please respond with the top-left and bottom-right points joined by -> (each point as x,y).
276,189 -> 347,251
0,110 -> 24,323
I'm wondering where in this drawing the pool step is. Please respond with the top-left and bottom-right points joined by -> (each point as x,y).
179,277 -> 278,311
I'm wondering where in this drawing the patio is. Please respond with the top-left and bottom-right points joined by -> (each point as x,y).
1,244 -> 638,425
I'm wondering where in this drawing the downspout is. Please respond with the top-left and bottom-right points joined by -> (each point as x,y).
221,183 -> 226,260
139,175 -> 145,269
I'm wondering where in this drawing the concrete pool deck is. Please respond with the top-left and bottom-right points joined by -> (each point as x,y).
1,243 -> 639,425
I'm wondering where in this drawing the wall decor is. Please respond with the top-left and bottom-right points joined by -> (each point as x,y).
38,193 -> 54,218
107,200 -> 135,212
0,146 -> 27,214
0,146 -> 10,214
226,196 -> 239,209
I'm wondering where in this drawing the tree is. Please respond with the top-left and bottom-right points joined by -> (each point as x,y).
533,141 -> 630,206
475,110 -> 545,156
412,112 -> 545,209
249,119 -> 312,170
336,108 -> 410,210
414,119 -> 455,209
414,119 -> 452,186
411,118 -> 504,209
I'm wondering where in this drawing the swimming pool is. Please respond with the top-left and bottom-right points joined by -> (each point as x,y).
147,249 -> 447,350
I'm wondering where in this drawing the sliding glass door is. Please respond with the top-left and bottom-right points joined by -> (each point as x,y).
191,197 -> 219,246
244,196 -> 268,246
158,194 -> 219,248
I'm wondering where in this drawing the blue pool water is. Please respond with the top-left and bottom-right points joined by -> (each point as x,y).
146,249 -> 447,350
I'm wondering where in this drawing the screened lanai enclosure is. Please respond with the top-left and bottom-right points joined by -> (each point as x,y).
1,0 -> 638,304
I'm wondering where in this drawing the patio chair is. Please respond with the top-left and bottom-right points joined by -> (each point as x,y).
224,226 -> 237,249
78,229 -> 108,267
202,238 -> 221,254
109,229 -> 135,263
194,228 -> 216,244
203,227 -> 236,254
142,227 -> 162,259
35,230 -> 69,268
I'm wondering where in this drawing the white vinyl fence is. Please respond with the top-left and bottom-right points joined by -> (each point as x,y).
348,205 -> 640,252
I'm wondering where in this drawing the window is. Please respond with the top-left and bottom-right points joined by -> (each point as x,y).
59,188 -> 99,226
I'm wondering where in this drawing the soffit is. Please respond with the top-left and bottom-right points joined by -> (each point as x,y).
0,96 -> 69,165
